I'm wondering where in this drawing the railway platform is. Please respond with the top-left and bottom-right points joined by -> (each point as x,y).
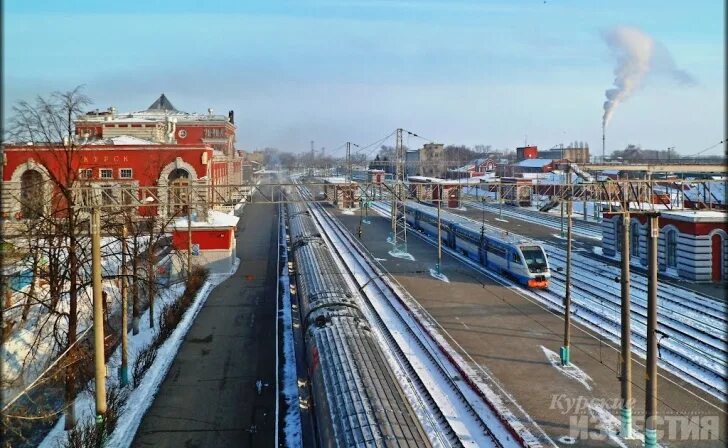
132,201 -> 278,447
332,205 -> 726,447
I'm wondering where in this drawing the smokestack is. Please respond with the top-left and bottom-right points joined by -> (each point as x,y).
228,110 -> 234,124
602,124 -> 606,162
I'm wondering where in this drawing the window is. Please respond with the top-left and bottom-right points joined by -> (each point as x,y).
511,251 -> 521,263
521,246 -> 547,273
79,168 -> 93,179
119,168 -> 133,179
100,168 -> 113,179
666,230 -> 678,268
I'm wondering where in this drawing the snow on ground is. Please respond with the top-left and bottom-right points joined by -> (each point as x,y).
3,236 -> 152,406
588,403 -> 647,447
39,259 -> 239,448
541,346 -> 593,391
279,215 -> 302,447
388,249 -> 415,261
429,268 -> 450,283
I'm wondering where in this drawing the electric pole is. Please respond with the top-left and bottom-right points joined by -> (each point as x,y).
620,208 -> 632,438
390,128 -> 407,253
91,207 -> 107,425
437,184 -> 442,275
560,165 -> 573,366
645,212 -> 660,448
120,223 -> 129,387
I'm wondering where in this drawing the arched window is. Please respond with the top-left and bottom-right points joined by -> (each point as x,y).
20,170 -> 44,219
666,229 -> 678,268
631,222 -> 640,258
168,169 -> 190,215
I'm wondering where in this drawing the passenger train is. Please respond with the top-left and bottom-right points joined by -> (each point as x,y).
286,192 -> 431,447
404,201 -> 551,288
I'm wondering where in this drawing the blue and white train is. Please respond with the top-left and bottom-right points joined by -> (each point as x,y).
404,201 -> 551,288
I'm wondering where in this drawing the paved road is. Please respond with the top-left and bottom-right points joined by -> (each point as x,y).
333,205 -> 726,447
133,201 -> 278,448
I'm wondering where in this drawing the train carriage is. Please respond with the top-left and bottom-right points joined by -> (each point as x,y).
405,201 -> 551,288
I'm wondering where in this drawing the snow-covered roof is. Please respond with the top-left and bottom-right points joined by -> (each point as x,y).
322,177 -> 356,184
662,210 -> 727,222
684,181 -> 726,205
87,135 -> 159,145
516,158 -> 553,168
171,210 -> 239,228
407,176 -> 461,185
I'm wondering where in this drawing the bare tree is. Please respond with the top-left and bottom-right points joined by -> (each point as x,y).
6,87 -> 92,430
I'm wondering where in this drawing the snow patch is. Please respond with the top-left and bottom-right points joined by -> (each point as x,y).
388,250 -> 415,261
541,346 -> 593,391
429,268 -> 450,283
588,403 -> 647,446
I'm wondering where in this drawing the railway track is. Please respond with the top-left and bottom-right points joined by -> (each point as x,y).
370,200 -> 727,402
298,184 -> 531,448
463,197 -> 603,240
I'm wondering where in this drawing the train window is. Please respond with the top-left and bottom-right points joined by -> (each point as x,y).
522,246 -> 547,272
511,252 -> 521,263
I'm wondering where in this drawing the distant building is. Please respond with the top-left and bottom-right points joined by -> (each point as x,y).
447,158 -> 497,179
507,158 -> 555,176
516,146 -> 538,161
602,210 -> 728,282
419,143 -> 445,178
75,94 -> 238,156
538,145 -> 590,164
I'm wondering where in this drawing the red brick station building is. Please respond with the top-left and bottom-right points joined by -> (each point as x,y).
2,95 -> 250,274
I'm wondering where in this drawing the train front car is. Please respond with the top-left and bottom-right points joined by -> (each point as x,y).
518,244 -> 551,288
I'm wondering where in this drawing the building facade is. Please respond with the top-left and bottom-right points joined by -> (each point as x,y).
419,143 -> 445,178
601,210 -> 727,282
2,139 -> 243,222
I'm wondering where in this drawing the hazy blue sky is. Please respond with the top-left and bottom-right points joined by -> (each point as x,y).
3,0 -> 724,157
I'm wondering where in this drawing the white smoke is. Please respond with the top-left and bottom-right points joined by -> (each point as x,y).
602,26 -> 695,128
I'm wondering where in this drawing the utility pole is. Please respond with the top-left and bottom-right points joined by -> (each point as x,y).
346,142 -> 351,182
390,128 -> 407,253
499,184 -> 504,220
644,212 -> 660,448
620,210 -> 632,438
119,224 -> 129,387
560,166 -> 573,366
91,207 -> 107,425
436,185 -> 442,275
187,186 -> 193,284
148,217 -> 155,329
310,140 -> 314,176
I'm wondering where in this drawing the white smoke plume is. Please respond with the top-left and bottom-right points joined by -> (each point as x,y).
602,26 -> 695,128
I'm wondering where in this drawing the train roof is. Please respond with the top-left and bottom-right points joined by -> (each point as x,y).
406,200 -> 538,246
309,315 -> 430,446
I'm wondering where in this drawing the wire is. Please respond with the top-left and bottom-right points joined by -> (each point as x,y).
680,139 -> 726,158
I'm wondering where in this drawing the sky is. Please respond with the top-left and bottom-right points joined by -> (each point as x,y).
2,0 -> 725,157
